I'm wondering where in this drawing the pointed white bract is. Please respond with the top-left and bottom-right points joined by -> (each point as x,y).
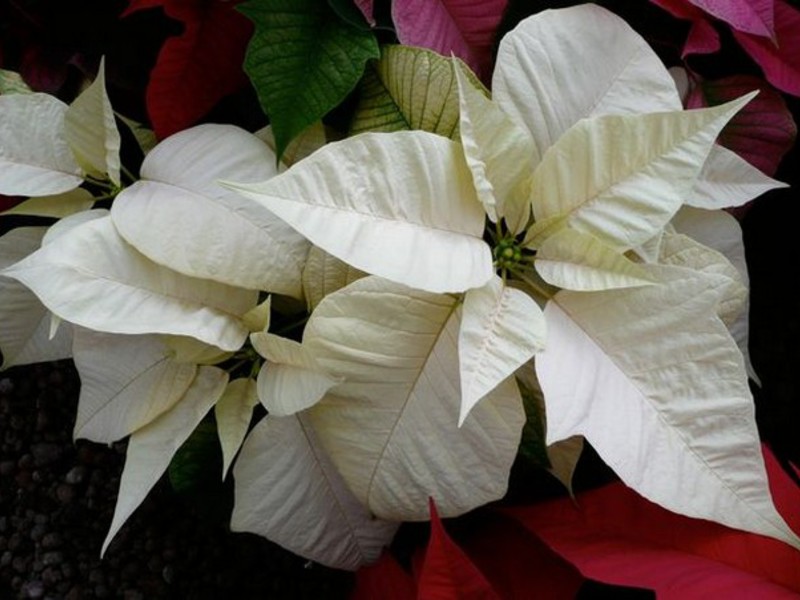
72,329 -> 197,443
537,265 -> 800,549
0,94 -> 82,196
111,125 -> 309,297
493,4 -> 682,156
102,366 -> 228,556
670,206 -> 759,382
534,228 -> 656,291
0,228 -> 72,369
215,378 -> 259,479
304,276 -> 525,520
0,188 -> 95,219
251,332 -> 340,416
64,57 -> 122,186
689,144 -> 787,209
225,131 -> 493,294
231,414 -> 398,570
531,95 -> 756,251
2,217 -> 257,351
454,61 -> 537,226
458,275 -> 545,425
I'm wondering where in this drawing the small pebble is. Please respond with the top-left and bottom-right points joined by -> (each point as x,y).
30,523 -> 47,542
42,565 -> 62,585
43,550 -> 63,566
41,532 -> 62,549
162,564 -> 175,584
64,466 -> 87,485
31,442 -> 61,466
56,483 -> 75,505
0,378 -> 14,394
23,580 -> 44,599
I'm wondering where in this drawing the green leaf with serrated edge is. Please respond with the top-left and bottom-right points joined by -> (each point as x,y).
1,188 -> 94,219
215,378 -> 258,479
239,0 -> 379,160
64,57 -> 122,186
350,45 -> 485,138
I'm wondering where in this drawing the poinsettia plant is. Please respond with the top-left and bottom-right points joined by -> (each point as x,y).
1,0 -> 799,593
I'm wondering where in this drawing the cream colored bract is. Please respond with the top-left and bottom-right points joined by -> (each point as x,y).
0,2 -> 796,572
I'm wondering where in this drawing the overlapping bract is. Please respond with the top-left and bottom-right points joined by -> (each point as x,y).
0,1 -> 796,575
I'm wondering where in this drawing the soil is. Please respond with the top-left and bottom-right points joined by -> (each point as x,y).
0,362 -> 353,599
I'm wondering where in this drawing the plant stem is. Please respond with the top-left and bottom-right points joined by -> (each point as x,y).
508,265 -> 553,301
120,165 -> 137,184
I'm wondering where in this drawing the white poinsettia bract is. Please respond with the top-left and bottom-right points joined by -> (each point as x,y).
0,2 -> 796,573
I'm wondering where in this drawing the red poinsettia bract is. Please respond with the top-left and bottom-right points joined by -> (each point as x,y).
651,0 -> 800,96
123,0 -> 252,139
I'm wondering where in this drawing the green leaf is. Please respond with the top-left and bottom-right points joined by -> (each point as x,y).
169,417 -> 223,494
326,0 -> 372,30
238,0 -> 379,160
515,368 -> 550,470
350,45 -> 484,138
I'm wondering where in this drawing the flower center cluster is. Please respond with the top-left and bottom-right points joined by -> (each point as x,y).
493,237 -> 523,270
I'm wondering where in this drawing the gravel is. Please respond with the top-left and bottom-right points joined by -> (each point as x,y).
0,362 -> 353,598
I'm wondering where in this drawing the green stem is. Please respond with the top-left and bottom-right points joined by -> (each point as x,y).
91,192 -> 117,202
274,315 -> 309,336
120,164 -> 137,184
508,265 -> 553,301
84,175 -> 114,190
